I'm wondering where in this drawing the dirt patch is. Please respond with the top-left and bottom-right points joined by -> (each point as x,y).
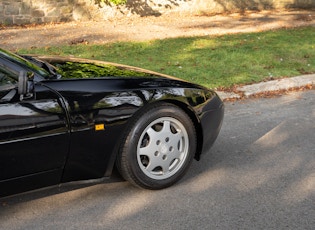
0,9 -> 314,51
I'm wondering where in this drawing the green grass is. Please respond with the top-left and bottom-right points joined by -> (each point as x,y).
19,27 -> 315,89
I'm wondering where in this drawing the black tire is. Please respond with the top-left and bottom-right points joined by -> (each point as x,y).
116,103 -> 197,189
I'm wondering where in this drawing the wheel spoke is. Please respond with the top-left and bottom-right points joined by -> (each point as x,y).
161,120 -> 171,134
145,154 -> 175,175
169,132 -> 183,152
159,159 -> 171,174
139,127 -> 160,157
139,144 -> 156,158
145,157 -> 162,172
146,127 -> 158,140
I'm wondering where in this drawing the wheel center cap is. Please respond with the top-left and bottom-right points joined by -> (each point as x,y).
160,144 -> 168,154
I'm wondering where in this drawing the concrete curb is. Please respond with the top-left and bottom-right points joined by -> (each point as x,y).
217,74 -> 315,100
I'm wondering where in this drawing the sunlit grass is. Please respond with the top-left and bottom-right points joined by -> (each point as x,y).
19,27 -> 315,89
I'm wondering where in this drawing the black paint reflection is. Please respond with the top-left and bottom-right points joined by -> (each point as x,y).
0,100 -> 66,140
0,91 -> 69,181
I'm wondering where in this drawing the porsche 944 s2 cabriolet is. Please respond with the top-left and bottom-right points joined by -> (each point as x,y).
0,48 -> 224,197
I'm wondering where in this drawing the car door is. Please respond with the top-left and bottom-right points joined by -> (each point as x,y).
0,69 -> 70,196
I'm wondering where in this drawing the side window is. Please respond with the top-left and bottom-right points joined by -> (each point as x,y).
0,68 -> 16,86
0,68 -> 17,100
1,72 -> 13,86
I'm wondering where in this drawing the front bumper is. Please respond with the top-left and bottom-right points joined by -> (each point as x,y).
198,95 -> 224,159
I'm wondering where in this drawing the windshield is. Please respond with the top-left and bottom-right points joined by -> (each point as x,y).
0,48 -> 50,79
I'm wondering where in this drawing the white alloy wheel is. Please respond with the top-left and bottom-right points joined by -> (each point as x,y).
137,117 -> 189,180
116,103 -> 197,189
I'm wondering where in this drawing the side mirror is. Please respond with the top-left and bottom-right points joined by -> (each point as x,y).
18,71 -> 34,100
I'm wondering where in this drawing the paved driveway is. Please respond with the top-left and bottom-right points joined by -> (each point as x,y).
0,90 -> 314,230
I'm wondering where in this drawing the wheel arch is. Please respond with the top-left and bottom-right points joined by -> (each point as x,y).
107,98 -> 204,179
121,99 -> 203,161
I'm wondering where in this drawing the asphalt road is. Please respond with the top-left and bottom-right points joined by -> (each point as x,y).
1,90 -> 314,230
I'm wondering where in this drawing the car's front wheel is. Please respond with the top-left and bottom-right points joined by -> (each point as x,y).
116,103 -> 197,189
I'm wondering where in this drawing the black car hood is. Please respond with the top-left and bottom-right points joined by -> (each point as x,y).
25,55 -> 210,91
32,55 -> 186,81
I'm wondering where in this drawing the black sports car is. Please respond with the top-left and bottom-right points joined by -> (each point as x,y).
0,48 -> 224,197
